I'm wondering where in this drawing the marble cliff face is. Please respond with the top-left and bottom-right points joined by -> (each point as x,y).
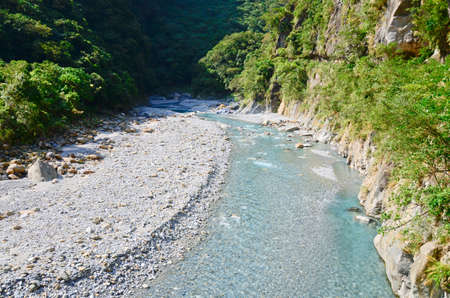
253,2 -> 449,296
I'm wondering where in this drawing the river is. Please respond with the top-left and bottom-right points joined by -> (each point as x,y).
139,101 -> 392,297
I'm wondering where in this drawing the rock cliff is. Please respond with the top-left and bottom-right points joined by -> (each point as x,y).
228,0 -> 449,295
374,0 -> 421,55
277,70 -> 449,297
271,3 -> 449,294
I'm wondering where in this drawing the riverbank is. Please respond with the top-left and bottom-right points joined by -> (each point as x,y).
0,107 -> 231,296
230,100 -> 449,297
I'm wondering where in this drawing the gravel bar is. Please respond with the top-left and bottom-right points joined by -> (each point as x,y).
0,112 -> 231,296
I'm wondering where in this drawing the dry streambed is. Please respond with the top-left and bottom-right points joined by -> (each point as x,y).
0,112 -> 231,296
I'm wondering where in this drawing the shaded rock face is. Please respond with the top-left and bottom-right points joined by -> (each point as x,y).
274,3 -> 296,50
276,13 -> 294,49
324,0 -> 345,56
374,0 -> 421,55
28,159 -> 58,183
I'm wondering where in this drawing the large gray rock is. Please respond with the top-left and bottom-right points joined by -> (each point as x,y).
316,127 -> 334,144
28,159 -> 58,183
374,232 -> 414,295
359,160 -> 392,216
374,0 -> 421,55
238,101 -> 264,114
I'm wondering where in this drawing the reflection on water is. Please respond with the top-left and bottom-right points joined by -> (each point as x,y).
143,114 -> 392,297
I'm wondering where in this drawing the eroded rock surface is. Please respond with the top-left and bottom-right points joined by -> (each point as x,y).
374,0 -> 421,55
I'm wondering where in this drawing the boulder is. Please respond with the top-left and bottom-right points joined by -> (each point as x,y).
68,168 -> 77,174
57,167 -> 67,176
8,174 -> 19,180
76,137 -> 88,144
239,101 -> 264,114
315,129 -> 333,143
374,232 -> 414,295
347,207 -> 362,213
229,102 -> 240,110
409,241 -> 440,296
45,152 -> 55,160
28,159 -> 58,183
143,128 -> 154,133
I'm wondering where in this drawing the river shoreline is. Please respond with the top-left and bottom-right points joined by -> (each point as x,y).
0,106 -> 231,296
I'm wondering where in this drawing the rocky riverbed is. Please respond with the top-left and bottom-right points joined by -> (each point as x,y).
0,108 -> 231,296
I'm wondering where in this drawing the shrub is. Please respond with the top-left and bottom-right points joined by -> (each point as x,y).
410,0 -> 450,55
425,258 -> 450,291
0,60 -> 98,143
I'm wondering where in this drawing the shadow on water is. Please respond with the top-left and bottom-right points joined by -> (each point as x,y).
138,112 -> 393,297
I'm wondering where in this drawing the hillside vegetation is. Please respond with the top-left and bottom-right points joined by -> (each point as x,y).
0,0 -> 251,144
0,0 -> 152,143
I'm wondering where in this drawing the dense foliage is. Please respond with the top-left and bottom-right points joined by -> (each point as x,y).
0,0 -> 256,144
134,0 -> 244,91
0,60 -> 98,143
410,0 -> 450,56
0,0 -> 156,143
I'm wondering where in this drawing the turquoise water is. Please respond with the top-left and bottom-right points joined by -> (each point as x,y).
144,114 -> 393,297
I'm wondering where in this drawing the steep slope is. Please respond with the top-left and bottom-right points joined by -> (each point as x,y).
203,0 -> 449,296
134,0 -> 243,91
